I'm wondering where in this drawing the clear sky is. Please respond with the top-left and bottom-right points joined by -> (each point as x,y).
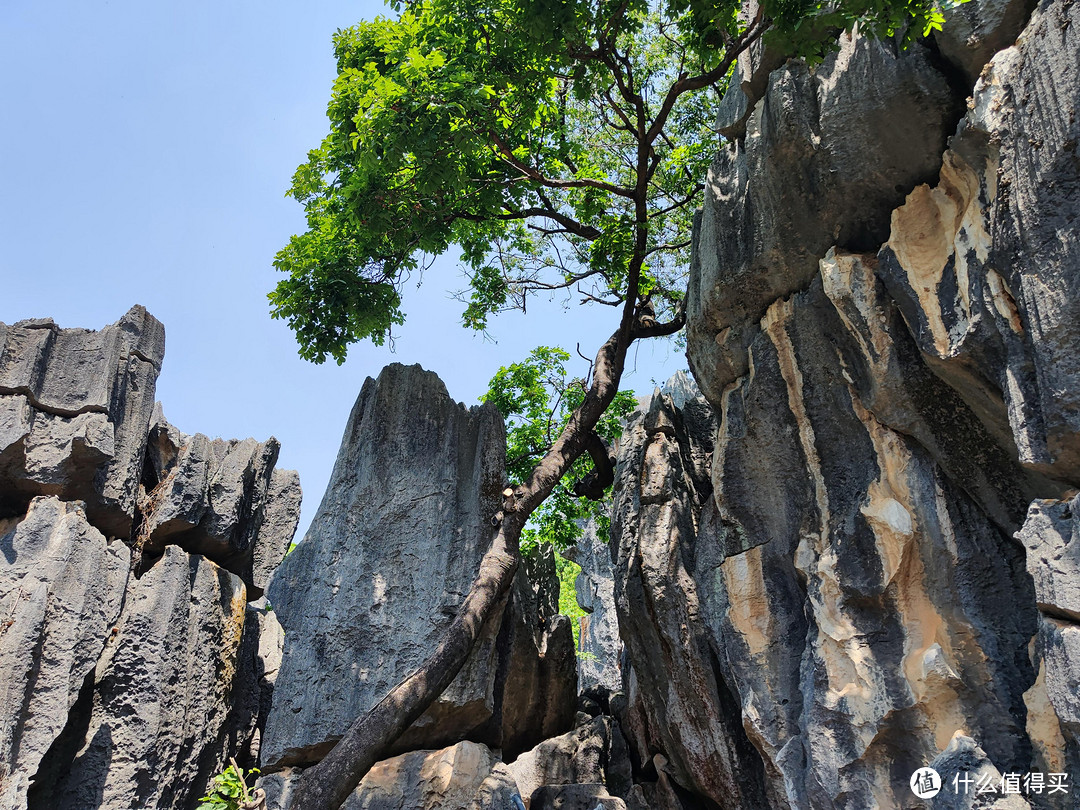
0,1 -> 688,539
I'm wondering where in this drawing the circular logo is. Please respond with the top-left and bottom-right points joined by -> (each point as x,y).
910,767 -> 942,799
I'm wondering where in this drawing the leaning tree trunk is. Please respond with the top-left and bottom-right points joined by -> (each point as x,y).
286,328 -> 633,810
282,526 -> 520,810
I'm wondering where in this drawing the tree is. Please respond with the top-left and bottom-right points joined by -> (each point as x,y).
270,0 -> 948,806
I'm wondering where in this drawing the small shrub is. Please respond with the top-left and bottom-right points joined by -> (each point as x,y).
198,763 -> 259,810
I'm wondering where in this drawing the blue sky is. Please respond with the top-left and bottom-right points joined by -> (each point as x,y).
0,1 -> 688,538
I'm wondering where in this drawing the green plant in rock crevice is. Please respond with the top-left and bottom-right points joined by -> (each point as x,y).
197,762 -> 261,810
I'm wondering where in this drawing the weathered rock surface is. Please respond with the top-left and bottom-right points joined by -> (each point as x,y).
264,363 -> 575,768
935,0 -> 1038,85
0,306 -> 165,537
562,519 -> 622,697
141,406 -> 301,595
715,281 -> 1038,807
529,784 -> 627,810
929,733 -> 1033,810
687,28 -> 963,406
36,545 -> 248,810
508,715 -> 632,808
1018,497 -> 1080,790
877,0 -> 1080,484
0,497 -> 129,810
630,0 -> 1080,805
258,741 -> 519,810
222,600 -> 285,769
0,307 -> 300,810
1018,497 -> 1080,622
611,389 -> 771,809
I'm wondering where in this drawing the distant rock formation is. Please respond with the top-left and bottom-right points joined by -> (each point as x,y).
562,519 -> 622,698
0,307 -> 299,810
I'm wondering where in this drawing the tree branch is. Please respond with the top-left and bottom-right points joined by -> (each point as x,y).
571,431 -> 615,500
631,300 -> 686,339
487,129 -> 636,199
643,17 -> 770,145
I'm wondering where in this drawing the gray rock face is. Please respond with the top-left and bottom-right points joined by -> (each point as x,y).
523,541 -> 560,625
0,308 -> 302,810
508,715 -> 632,807
877,0 -> 1080,484
222,600 -> 285,769
625,0 -> 1080,804
141,406 -> 301,595
712,280 -> 1039,807
0,306 -> 165,537
1024,616 -> 1079,807
1018,497 -> 1080,622
529,784 -> 627,810
258,741 -> 519,810
686,29 -> 962,405
562,520 -> 622,696
264,364 -> 574,768
928,733 -> 1034,810
0,497 -> 129,810
611,390 -> 772,809
935,0 -> 1038,84
1017,497 -> 1080,788
41,545 -> 248,810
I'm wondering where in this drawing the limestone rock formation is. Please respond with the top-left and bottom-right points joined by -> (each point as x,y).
562,519 -> 622,696
258,741 -> 519,810
713,0 -> 787,139
0,497 -> 129,810
508,715 -> 632,808
0,306 -> 165,537
1017,497 -> 1080,785
222,600 -> 286,769
264,363 -> 576,768
38,546 -> 248,809
0,308 -> 301,810
686,28 -> 962,406
935,0 -> 1038,84
528,784 -> 627,810
3,0 -> 1078,804
142,406 -> 301,595
613,0 -> 1080,805
876,0 -> 1080,484
929,733 -> 1033,810
612,389 -> 771,808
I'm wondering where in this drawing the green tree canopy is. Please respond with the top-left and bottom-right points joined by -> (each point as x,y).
270,0 -> 946,364
483,345 -> 638,550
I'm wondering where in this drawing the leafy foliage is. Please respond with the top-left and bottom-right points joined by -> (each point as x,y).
270,0 -> 952,364
483,346 -> 636,550
197,765 -> 258,810
556,553 -> 589,651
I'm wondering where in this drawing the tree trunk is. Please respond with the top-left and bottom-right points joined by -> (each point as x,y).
284,530 -> 518,810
